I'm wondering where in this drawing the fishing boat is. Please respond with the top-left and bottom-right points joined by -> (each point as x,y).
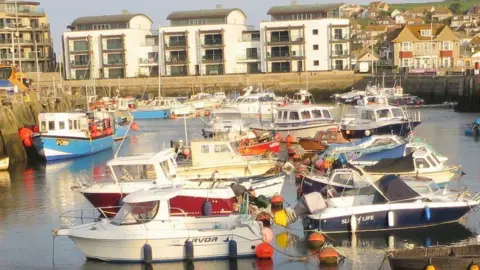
0,155 -> 8,171
349,139 -> 448,167
132,97 -> 193,119
298,174 -> 480,233
331,90 -> 366,105
55,184 -> 264,262
340,98 -> 421,139
298,128 -> 350,152
236,136 -> 281,156
249,105 -> 338,142
33,112 -> 114,161
362,148 -> 461,187
388,244 -> 480,270
201,108 -> 248,139
225,86 -> 277,116
72,148 -> 285,217
176,140 -> 281,179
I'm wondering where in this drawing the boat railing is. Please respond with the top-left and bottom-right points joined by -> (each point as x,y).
72,171 -> 116,189
59,206 -> 121,228
407,110 -> 421,122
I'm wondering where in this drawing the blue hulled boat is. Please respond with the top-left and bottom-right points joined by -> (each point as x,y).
33,112 -> 114,161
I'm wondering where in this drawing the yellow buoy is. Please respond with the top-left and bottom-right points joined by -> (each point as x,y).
425,264 -> 435,270
274,209 -> 288,227
469,264 -> 479,270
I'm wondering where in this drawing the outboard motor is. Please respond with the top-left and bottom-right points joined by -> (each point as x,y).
274,192 -> 327,227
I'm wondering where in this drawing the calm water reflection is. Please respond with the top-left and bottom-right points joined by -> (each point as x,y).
1,110 -> 480,270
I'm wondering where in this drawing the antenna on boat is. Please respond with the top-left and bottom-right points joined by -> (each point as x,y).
184,114 -> 188,147
114,120 -> 133,158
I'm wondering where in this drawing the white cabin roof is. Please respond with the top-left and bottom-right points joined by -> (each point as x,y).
122,184 -> 183,203
213,107 -> 241,114
108,148 -> 176,166
39,112 -> 86,120
357,105 -> 397,111
276,105 -> 332,112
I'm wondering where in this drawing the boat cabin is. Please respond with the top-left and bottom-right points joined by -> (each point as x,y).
146,98 -> 182,109
107,148 -> 178,184
235,93 -> 276,104
293,90 -> 314,104
356,96 -> 389,107
321,135 -> 405,160
355,105 -> 406,123
214,92 -> 227,100
191,93 -> 214,100
38,111 -> 114,138
190,140 -> 244,167
275,105 -> 333,125
210,108 -> 242,122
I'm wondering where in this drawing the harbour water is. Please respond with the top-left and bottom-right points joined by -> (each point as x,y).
1,109 -> 480,270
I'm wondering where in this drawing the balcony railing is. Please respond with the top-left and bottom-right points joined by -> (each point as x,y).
141,41 -> 159,47
105,59 -> 124,65
203,39 -> 223,46
166,40 -> 187,47
331,35 -> 349,41
2,7 -> 45,16
103,44 -> 123,51
268,51 -> 304,58
236,54 -> 260,60
70,60 -> 90,67
0,23 -> 50,29
0,52 -> 39,59
138,58 -> 158,64
332,50 -> 350,57
71,47 -> 89,52
202,55 -> 223,61
166,56 -> 187,63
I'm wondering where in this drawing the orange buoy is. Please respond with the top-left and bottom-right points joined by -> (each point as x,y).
130,122 -> 139,131
170,113 -> 176,119
262,227 -> 273,243
204,111 -> 211,117
33,125 -> 39,133
183,148 -> 191,157
255,243 -> 274,259
318,247 -> 339,266
274,134 -> 282,142
23,137 -> 33,147
195,112 -> 201,117
256,212 -> 272,227
104,128 -> 113,135
307,232 -> 325,249
469,264 -> 479,270
91,125 -> 98,132
286,135 -> 293,144
19,127 -> 33,141
271,195 -> 284,212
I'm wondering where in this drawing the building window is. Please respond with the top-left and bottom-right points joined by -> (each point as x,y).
441,41 -> 452,50
312,29 -> 318,35
251,33 -> 260,41
313,60 -> 319,66
271,62 -> 290,73
420,30 -> 431,37
401,42 -> 411,51
201,145 -> 209,153
402,58 -> 410,67
313,44 -> 319,50
73,40 -> 88,51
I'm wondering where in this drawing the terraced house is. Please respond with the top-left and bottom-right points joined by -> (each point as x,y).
391,24 -> 460,69
0,0 -> 53,72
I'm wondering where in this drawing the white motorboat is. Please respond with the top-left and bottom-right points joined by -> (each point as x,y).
55,185 -> 264,262
201,108 -> 249,139
132,97 -> 194,119
187,93 -> 223,110
292,89 -> 314,105
72,148 -> 285,217
225,86 -> 277,116
249,105 -> 339,142
276,175 -> 480,233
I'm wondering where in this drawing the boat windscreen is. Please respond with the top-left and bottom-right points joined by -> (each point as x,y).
363,153 -> 415,173
372,174 -> 420,204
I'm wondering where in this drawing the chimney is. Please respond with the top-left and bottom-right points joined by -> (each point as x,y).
216,4 -> 223,9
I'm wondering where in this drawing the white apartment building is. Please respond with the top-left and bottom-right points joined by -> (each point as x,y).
62,13 -> 158,80
160,7 -> 260,76
260,3 -> 351,72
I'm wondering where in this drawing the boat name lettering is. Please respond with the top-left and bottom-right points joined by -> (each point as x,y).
341,215 -> 375,224
192,237 -> 218,243
56,139 -> 70,146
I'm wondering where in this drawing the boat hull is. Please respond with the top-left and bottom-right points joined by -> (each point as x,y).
64,228 -> 261,262
298,138 -> 326,152
304,205 -> 473,233
341,121 -> 421,139
237,141 -> 280,156
251,123 -> 339,142
114,124 -> 129,141
33,135 -> 114,161
177,162 -> 276,179
131,109 -> 170,119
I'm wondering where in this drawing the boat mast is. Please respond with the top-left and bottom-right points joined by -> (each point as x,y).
158,23 -> 162,98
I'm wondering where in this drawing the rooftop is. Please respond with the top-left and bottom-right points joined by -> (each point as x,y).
167,8 -> 245,20
0,0 -> 40,6
70,13 -> 151,26
267,3 -> 342,16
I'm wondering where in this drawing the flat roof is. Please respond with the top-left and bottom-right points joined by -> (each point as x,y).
267,3 -> 342,16
167,8 -> 246,20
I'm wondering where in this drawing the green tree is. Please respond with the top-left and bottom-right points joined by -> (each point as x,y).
424,11 -> 433,24
449,2 -> 461,14
378,10 -> 391,19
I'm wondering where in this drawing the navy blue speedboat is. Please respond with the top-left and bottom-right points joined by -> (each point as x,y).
302,175 -> 479,233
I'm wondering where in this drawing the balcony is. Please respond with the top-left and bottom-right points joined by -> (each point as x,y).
2,7 -> 45,16
202,55 -> 223,62
267,36 -> 304,45
330,35 -> 349,42
104,59 -> 124,66
0,52 -> 37,60
70,60 -> 90,67
236,54 -> 260,61
141,41 -> 159,47
165,55 -> 187,64
138,58 -> 158,65
267,51 -> 304,60
165,40 -> 187,49
331,50 -> 350,57
202,38 -> 223,47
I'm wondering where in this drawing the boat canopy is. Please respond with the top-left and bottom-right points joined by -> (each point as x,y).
372,175 -> 420,204
108,148 -> 176,166
353,144 -> 407,162
122,184 -> 183,203
363,153 -> 415,173
275,105 -> 333,123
